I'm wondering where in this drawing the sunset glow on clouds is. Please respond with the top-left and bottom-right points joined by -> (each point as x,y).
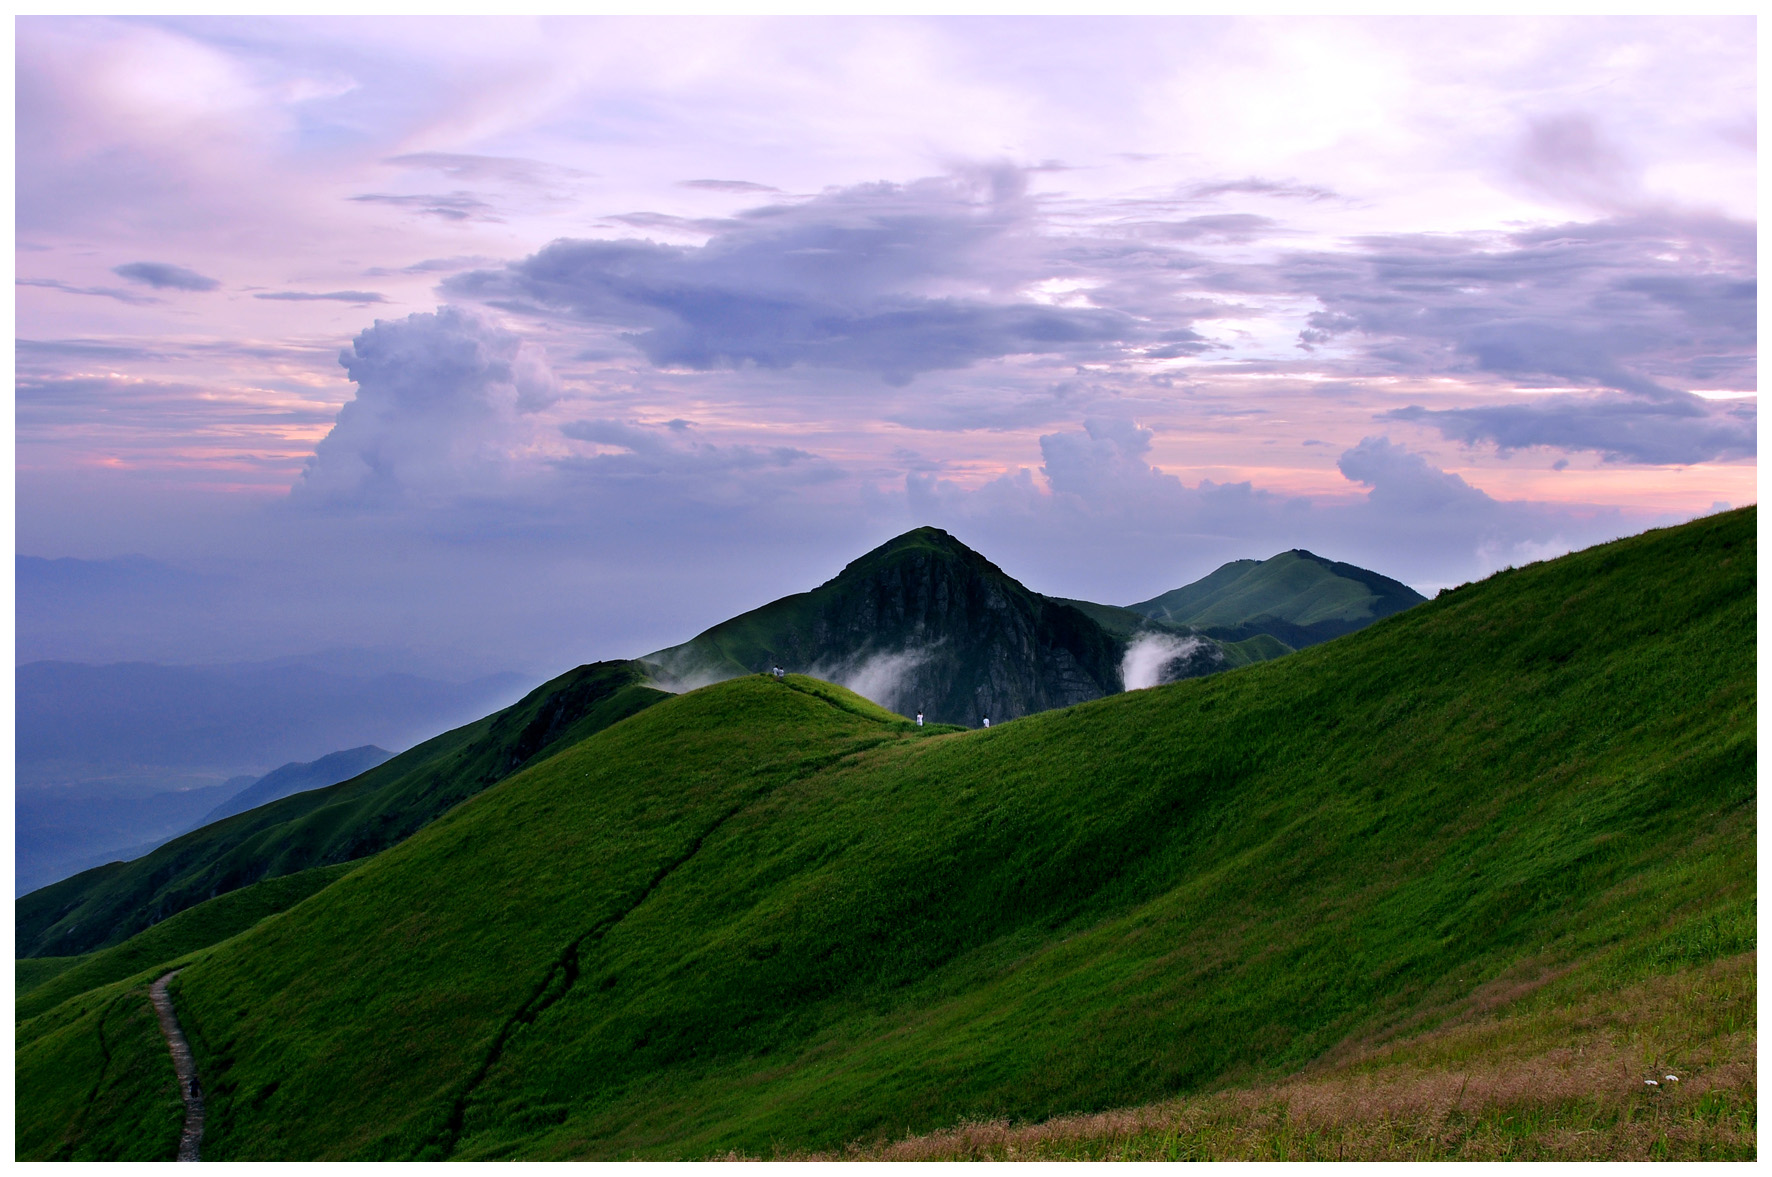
16,16 -> 1756,674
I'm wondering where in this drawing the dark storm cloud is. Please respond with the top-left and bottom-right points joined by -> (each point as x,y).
112,262 -> 220,291
445,169 -> 1142,384
255,290 -> 389,304
1386,393 -> 1755,465
349,191 -> 502,222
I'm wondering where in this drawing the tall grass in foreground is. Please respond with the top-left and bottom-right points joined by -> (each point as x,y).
764,951 -> 1754,1161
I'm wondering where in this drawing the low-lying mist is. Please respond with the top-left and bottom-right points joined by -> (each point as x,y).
1120,633 -> 1204,691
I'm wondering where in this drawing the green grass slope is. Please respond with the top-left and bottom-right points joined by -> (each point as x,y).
16,660 -> 670,959
1132,549 -> 1427,647
16,973 -> 185,1161
17,508 -> 1754,1160
17,862 -> 358,1023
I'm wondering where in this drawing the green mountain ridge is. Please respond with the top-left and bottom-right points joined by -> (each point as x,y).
1129,548 -> 1428,648
645,526 -> 1281,725
16,507 -> 1754,1160
19,528 -> 1405,961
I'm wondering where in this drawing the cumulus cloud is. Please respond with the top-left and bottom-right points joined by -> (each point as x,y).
294,307 -> 559,508
113,261 -> 220,291
1335,436 -> 1492,511
445,168 -> 1141,384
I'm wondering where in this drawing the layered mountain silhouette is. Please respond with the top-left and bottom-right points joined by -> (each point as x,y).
16,527 -> 1422,955
645,527 -> 1422,725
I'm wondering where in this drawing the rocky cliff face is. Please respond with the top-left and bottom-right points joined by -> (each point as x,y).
647,528 -> 1131,725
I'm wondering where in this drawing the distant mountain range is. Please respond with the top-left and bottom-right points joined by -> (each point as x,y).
15,747 -> 395,897
190,746 -> 393,830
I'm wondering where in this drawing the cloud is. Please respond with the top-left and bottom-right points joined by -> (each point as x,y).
293,307 -> 559,508
906,425 -> 1638,603
1145,214 -> 1280,242
559,417 -> 833,499
1387,393 -> 1755,465
18,277 -> 157,305
678,179 -> 781,193
349,191 -> 502,222
1187,178 -> 1337,202
113,261 -> 220,291
385,152 -> 588,186
1508,113 -> 1639,212
1040,417 -> 1179,502
1279,214 -> 1756,458
255,290 -> 388,304
1335,436 -> 1493,511
445,168 -> 1141,384
363,256 -> 498,278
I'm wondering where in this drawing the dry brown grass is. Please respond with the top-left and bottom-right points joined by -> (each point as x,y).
723,952 -> 1755,1161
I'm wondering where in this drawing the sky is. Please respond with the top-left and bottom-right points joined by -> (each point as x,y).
15,15 -> 1758,679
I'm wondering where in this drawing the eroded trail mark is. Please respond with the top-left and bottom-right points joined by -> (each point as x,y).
435,802 -> 753,1158
149,971 -> 204,1162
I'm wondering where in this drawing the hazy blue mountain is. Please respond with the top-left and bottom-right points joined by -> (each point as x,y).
15,779 -> 247,897
1129,549 -> 1427,648
191,746 -> 394,829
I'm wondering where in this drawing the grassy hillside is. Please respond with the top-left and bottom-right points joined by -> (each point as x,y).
17,660 -> 669,959
16,972 -> 185,1161
17,862 -> 358,1023
15,508 -> 1754,1160
1131,549 -> 1426,647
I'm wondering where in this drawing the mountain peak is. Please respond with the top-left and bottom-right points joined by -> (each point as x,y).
833,526 -> 1003,584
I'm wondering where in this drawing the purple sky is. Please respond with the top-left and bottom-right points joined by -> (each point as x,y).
16,16 -> 1757,677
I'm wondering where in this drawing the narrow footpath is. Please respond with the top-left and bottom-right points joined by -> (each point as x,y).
149,971 -> 204,1162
